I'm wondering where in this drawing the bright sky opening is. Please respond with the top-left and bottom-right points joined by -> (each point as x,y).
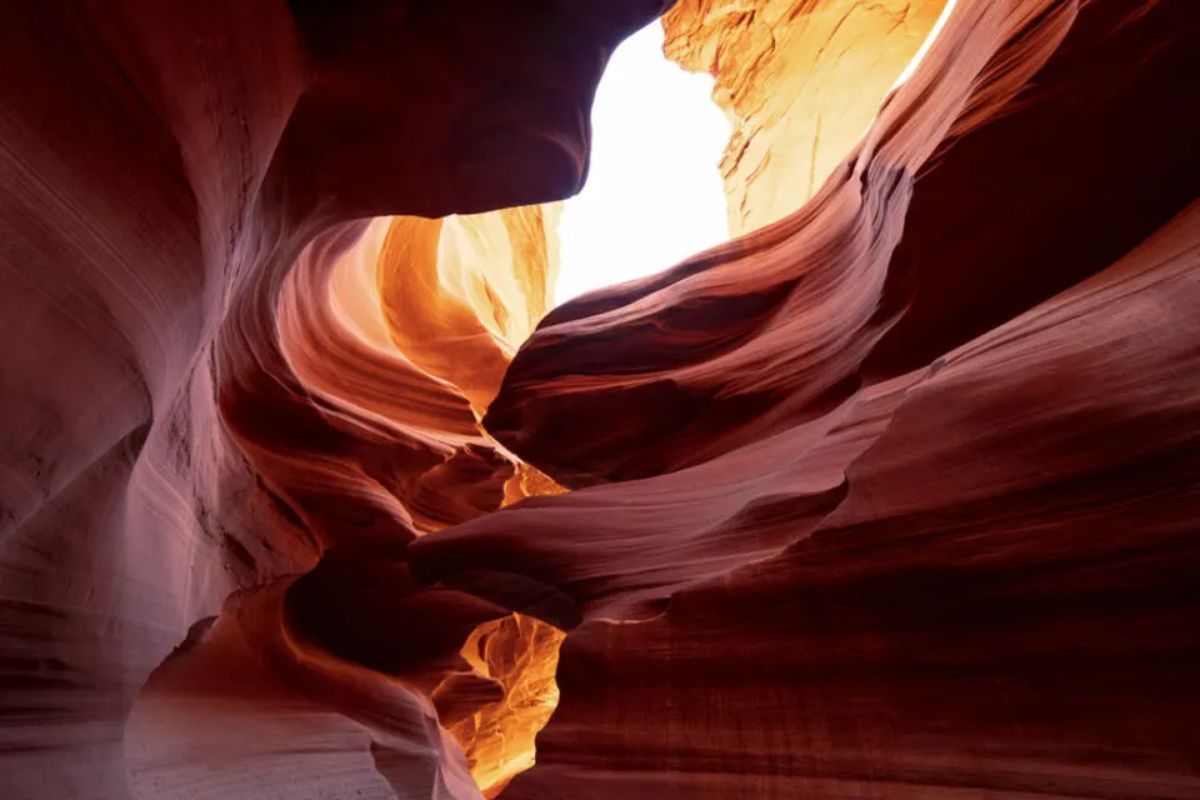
554,21 -> 731,306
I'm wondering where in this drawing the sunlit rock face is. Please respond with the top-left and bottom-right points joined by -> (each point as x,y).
2,1 -> 1199,800
440,614 -> 566,798
0,1 -> 661,797
374,206 -> 561,419
662,0 -> 947,233
434,0 -> 1200,797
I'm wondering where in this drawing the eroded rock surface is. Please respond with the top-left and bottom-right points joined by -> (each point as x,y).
2,0 -> 1197,799
663,0 -> 947,233
429,0 -> 1200,797
0,2 -> 664,797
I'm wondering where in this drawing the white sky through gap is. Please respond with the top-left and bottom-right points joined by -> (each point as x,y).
554,21 -> 731,306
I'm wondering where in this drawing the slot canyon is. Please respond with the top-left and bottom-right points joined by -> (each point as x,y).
1,1 -> 1198,798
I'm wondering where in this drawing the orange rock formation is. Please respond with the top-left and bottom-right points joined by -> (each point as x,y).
377,206 -> 561,419
441,615 -> 565,797
663,0 -> 947,233
1,1 -> 1197,799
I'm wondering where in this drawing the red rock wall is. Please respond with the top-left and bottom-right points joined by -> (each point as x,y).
0,2 -> 665,798
1,0 -> 1197,798
420,0 -> 1200,796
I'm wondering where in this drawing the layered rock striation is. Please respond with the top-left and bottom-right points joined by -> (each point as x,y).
1,0 -> 1198,799
424,0 -> 1200,796
0,2 -> 663,798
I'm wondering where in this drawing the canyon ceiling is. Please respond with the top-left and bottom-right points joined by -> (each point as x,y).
1,1 -> 1198,799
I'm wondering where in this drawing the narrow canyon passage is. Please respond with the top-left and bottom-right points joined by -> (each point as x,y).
0,2 -> 1198,800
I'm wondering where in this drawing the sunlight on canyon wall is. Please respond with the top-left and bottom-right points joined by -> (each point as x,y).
285,209 -> 569,794
295,4 -> 959,794
441,615 -> 566,798
278,3 -> 988,796
376,208 -> 560,418
664,0 -> 947,234
3,1 -> 1196,799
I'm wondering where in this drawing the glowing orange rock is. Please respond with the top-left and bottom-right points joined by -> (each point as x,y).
0,2 -> 666,797
4,1 -> 1198,799
439,615 -> 566,797
376,205 -> 560,418
663,0 -> 946,234
439,1 -> 1200,798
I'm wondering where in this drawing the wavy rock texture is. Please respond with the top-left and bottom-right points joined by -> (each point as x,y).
2,1 -> 1198,800
662,0 -> 947,233
375,205 -> 562,419
0,1 -> 665,798
422,0 -> 1200,796
480,200 -> 1200,798
441,614 -> 566,798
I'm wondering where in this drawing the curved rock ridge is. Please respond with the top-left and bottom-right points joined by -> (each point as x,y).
0,1 -> 666,798
126,581 -> 481,800
483,0 -> 1199,487
374,205 -> 561,422
269,197 -> 568,795
497,197 -> 1200,799
415,0 -> 1200,796
1,0 -> 1197,799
